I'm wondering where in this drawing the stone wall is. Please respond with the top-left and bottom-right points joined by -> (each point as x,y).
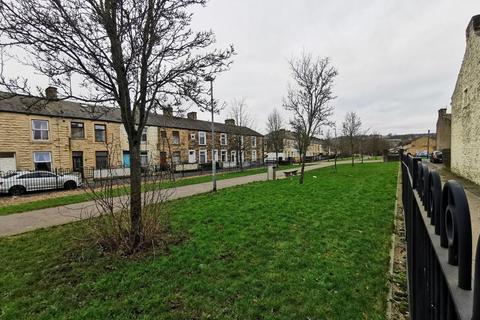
451,15 -> 480,185
435,108 -> 451,151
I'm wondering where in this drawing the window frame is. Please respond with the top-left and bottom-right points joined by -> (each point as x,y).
32,119 -> 49,141
141,127 -> 148,143
95,151 -> 109,169
220,133 -> 227,146
198,131 -> 206,145
33,151 -> 52,171
251,136 -> 257,148
140,151 -> 148,167
70,121 -> 85,139
199,149 -> 207,164
172,151 -> 181,165
172,131 -> 180,145
220,149 -> 227,162
94,124 -> 107,142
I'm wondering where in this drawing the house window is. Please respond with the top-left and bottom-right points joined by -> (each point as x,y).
140,151 -> 148,167
251,136 -> 257,147
33,151 -> 52,171
221,150 -> 227,162
199,131 -> 206,145
95,124 -> 106,142
70,122 -> 85,139
172,151 -> 181,165
172,131 -> 180,145
252,150 -> 257,162
32,120 -> 49,141
231,150 -> 236,163
95,151 -> 108,169
199,150 -> 207,164
141,128 -> 148,143
220,133 -> 227,145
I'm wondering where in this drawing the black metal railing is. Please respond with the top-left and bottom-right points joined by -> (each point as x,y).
400,151 -> 480,319
0,161 -> 268,195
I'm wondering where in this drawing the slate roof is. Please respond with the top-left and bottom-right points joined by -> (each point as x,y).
0,92 -> 263,136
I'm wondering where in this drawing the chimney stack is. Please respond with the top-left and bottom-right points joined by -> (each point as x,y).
45,86 -> 58,100
187,112 -> 197,120
225,119 -> 235,126
162,106 -> 173,117
438,108 -> 447,117
466,14 -> 480,38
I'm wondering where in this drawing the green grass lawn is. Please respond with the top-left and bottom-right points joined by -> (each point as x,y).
0,164 -> 301,216
0,162 -> 398,319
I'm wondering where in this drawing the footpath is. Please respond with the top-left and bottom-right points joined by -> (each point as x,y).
0,160 -> 379,237
427,162 -> 480,256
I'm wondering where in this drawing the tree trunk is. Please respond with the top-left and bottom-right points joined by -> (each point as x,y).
299,150 -> 307,184
129,140 -> 143,250
334,152 -> 337,172
351,142 -> 354,166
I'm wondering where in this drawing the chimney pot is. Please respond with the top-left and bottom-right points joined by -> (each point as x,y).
163,106 -> 173,117
187,112 -> 197,120
45,86 -> 58,100
225,119 -> 235,126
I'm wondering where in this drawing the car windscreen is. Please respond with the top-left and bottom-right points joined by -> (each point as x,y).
1,173 -> 18,179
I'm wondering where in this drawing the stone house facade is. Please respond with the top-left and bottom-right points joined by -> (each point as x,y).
119,111 -> 263,168
0,93 -> 122,173
265,130 -> 325,161
0,90 -> 263,173
403,136 -> 436,156
435,108 -> 451,151
450,15 -> 480,185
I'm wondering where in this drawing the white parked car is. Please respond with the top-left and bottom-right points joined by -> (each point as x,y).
0,171 -> 82,195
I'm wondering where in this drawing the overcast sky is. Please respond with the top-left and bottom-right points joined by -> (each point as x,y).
3,1 -> 479,136
189,0 -> 480,135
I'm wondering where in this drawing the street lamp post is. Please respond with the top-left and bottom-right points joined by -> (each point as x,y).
205,75 -> 217,192
427,129 -> 430,159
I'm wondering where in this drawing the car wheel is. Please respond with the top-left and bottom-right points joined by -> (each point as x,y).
64,181 -> 77,190
9,185 -> 26,196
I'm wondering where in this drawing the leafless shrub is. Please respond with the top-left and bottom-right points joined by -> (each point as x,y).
79,149 -> 178,256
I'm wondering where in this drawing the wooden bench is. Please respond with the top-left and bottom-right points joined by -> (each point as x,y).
284,170 -> 298,177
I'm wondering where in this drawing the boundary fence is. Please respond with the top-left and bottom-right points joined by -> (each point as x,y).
400,151 -> 480,319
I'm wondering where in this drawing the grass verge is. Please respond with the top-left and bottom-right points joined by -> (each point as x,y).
0,164 -> 299,216
0,162 -> 398,319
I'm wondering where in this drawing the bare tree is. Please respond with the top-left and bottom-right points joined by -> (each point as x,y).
283,53 -> 337,184
227,98 -> 253,171
0,0 -> 233,252
342,112 -> 362,166
266,108 -> 285,162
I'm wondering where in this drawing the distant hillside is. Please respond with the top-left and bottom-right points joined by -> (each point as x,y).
384,133 -> 435,143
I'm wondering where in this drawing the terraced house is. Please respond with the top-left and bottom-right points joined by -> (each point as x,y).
0,88 -> 264,174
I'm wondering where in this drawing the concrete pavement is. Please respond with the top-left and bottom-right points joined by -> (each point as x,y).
0,160 -> 376,237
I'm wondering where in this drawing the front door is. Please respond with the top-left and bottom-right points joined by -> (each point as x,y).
123,151 -> 130,168
188,150 -> 196,163
160,152 -> 167,165
72,151 -> 83,173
